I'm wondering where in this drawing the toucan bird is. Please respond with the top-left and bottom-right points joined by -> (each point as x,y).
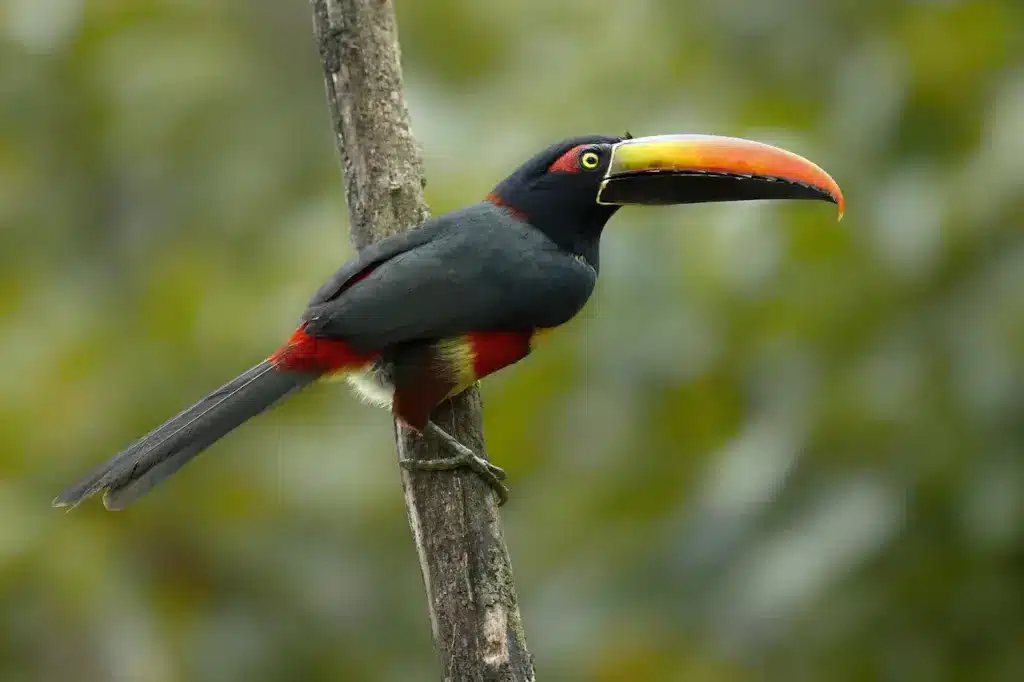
54,133 -> 843,510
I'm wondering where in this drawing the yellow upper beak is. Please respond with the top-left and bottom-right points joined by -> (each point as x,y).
598,134 -> 844,219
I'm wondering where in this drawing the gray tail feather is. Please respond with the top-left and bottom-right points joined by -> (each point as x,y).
53,360 -> 321,511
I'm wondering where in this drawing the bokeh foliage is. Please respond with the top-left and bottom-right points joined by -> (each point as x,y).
1,0 -> 1022,680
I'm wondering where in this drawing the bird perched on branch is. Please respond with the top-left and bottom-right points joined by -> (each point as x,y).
54,133 -> 843,510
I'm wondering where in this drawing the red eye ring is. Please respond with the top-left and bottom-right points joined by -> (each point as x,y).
548,144 -> 589,173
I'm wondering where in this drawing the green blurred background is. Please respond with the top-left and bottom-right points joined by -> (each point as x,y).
2,0 -> 1022,680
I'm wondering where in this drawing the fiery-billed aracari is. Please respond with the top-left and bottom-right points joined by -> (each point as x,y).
54,134 -> 843,510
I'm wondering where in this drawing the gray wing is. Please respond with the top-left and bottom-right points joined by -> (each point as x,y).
302,204 -> 596,350
306,218 -> 446,307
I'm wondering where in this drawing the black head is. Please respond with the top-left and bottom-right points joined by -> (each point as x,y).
489,134 -> 625,260
488,132 -> 845,265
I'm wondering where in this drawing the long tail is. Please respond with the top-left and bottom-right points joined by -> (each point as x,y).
53,360 -> 322,511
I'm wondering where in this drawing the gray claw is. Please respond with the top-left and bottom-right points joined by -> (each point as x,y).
399,421 -> 510,505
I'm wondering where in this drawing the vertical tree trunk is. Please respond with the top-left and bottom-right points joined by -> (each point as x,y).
308,2 -> 536,680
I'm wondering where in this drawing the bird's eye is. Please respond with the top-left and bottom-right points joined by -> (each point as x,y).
580,149 -> 601,170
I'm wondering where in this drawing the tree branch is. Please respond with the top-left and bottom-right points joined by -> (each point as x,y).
309,2 -> 536,680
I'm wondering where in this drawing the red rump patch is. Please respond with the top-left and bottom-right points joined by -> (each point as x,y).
346,267 -> 374,288
466,331 -> 532,379
548,144 -> 588,173
331,261 -> 378,299
270,327 -> 379,373
269,261 -> 383,372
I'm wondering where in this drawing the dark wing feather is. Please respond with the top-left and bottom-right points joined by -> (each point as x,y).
306,218 -> 446,307
302,203 -> 596,350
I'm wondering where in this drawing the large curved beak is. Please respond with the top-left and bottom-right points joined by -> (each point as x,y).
598,134 -> 844,219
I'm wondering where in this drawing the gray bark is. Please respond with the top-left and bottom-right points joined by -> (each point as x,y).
308,2 -> 536,680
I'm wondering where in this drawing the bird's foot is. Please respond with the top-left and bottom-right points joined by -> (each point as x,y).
399,421 -> 510,506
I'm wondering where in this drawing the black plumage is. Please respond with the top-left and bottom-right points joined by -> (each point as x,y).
53,132 -> 842,509
302,202 -> 598,350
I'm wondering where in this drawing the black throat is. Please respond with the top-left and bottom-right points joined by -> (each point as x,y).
487,192 -> 618,269
488,137 -> 623,268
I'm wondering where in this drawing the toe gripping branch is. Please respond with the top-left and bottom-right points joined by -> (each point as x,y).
399,421 -> 510,506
